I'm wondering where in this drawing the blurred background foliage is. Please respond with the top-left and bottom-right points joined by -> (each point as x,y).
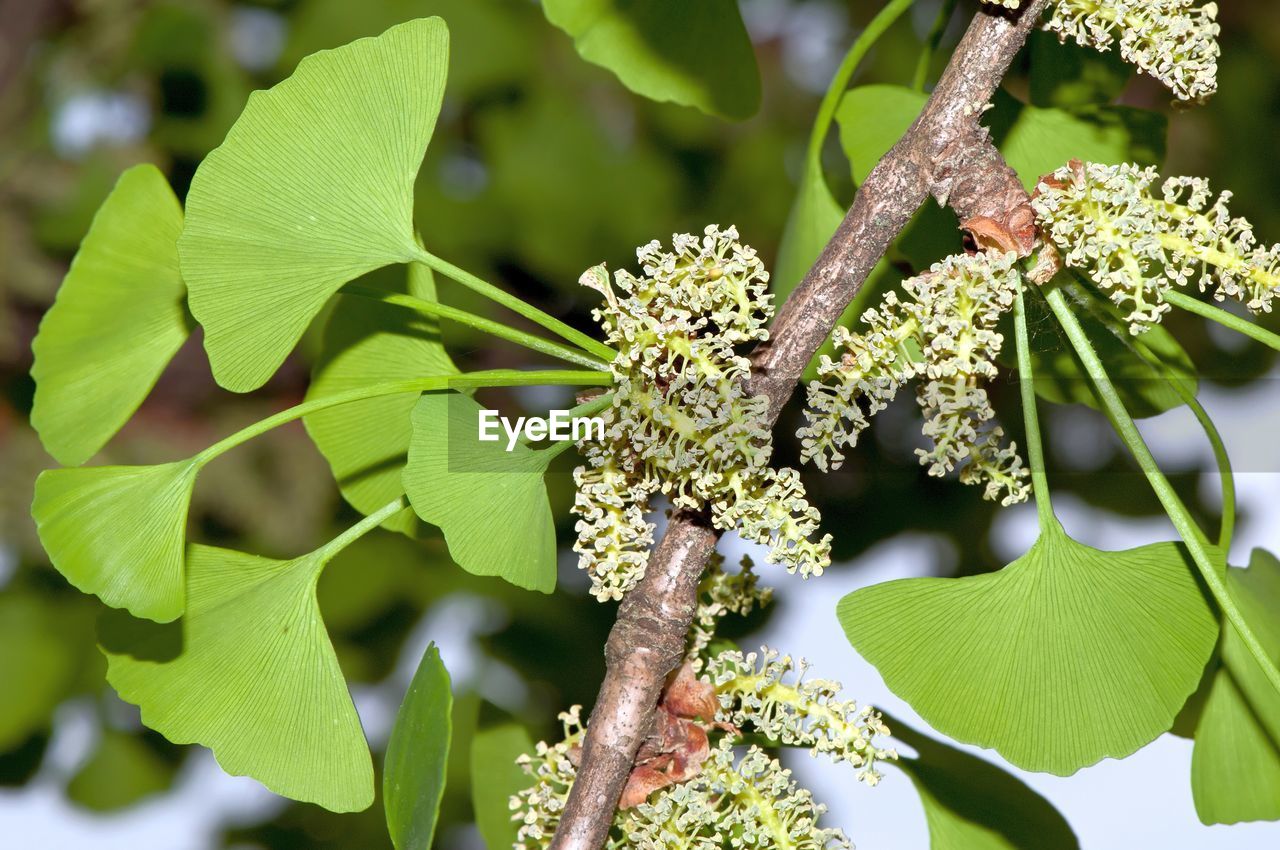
0,1 -> 1277,848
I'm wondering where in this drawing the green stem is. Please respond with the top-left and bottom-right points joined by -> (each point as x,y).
541,392 -> 615,460
194,369 -> 611,466
1181,388 -> 1236,553
1046,285 -> 1280,697
1013,282 -> 1059,531
806,0 -> 918,165
1125,335 -> 1238,552
315,496 -> 409,562
913,0 -> 959,91
412,249 -> 618,364
340,284 -> 610,370
1064,277 -> 1237,549
1165,290 -> 1280,352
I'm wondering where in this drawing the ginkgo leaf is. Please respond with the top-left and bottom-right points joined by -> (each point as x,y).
992,93 -> 1165,190
541,0 -> 759,120
1191,548 -> 1280,825
773,159 -> 843,302
471,724 -> 534,850
836,85 -> 928,186
384,643 -> 452,850
101,543 -> 373,812
180,17 -> 449,392
66,731 -> 172,812
31,164 -> 188,466
404,393 -> 557,593
32,461 -> 198,623
840,526 -> 1217,775
0,595 -> 78,751
305,264 -> 457,536
889,716 -> 1078,850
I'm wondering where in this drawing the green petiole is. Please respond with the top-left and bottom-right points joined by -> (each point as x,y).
1059,275 -> 1238,550
194,369 -> 611,466
913,0 -> 959,91
314,495 -> 411,562
340,284 -> 611,370
1164,289 -> 1280,353
411,248 -> 618,364
541,391 -> 616,461
807,0 -> 918,165
1126,334 -> 1238,553
1013,280 -> 1060,533
1178,386 -> 1237,553
1046,285 -> 1280,698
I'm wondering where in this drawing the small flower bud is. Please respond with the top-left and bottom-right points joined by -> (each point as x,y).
1045,0 -> 1220,102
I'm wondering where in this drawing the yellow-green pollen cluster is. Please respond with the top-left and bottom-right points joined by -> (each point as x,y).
510,570 -> 890,850
799,252 -> 1030,507
573,226 -> 830,602
1033,161 -> 1280,333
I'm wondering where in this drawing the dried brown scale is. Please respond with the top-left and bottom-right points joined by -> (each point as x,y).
547,3 -> 1052,848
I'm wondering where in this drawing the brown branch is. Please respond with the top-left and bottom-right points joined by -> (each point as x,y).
548,3 -> 1051,849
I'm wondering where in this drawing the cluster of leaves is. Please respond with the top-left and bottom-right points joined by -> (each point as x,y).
10,0 -> 1280,845
24,19 -> 617,840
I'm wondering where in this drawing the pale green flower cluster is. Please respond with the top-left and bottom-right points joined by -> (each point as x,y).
686,554 -> 772,666
1044,0 -> 1220,102
512,722 -> 851,850
799,252 -> 1030,507
573,226 -> 830,602
979,0 -> 1023,9
1033,161 -> 1280,333
624,741 -> 851,850
706,647 -> 896,784
511,570 -> 888,849
512,706 -> 584,850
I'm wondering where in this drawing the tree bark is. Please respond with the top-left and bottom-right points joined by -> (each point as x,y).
548,3 -> 1051,849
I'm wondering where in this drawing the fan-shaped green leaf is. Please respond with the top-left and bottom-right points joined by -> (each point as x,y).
890,716 -> 1078,850
33,461 -> 198,622
404,393 -> 557,593
1191,548 -> 1280,824
836,85 -> 928,186
31,164 -> 188,466
305,264 -> 456,536
0,595 -> 78,750
384,643 -> 452,850
101,543 -> 373,812
471,723 -> 534,850
541,0 -> 759,120
773,160 -> 844,302
839,527 -> 1217,774
992,94 -> 1165,190
66,731 -> 172,812
180,17 -> 449,391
